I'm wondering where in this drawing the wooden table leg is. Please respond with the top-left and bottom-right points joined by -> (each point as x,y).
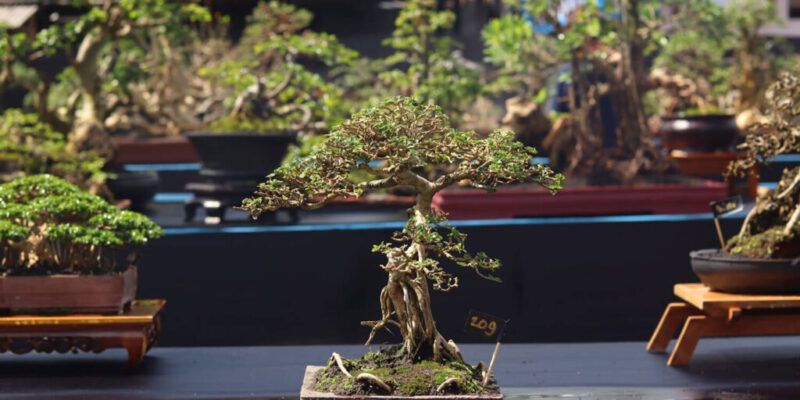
647,302 -> 700,352
121,331 -> 147,369
667,315 -> 708,366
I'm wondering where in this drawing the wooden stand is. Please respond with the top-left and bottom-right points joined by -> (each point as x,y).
0,299 -> 165,368
647,284 -> 800,366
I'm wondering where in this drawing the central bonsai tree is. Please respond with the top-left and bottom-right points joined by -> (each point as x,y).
0,174 -> 163,274
240,98 -> 562,372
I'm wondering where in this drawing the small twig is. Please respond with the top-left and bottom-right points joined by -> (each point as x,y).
331,352 -> 352,378
436,377 -> 461,393
356,373 -> 391,392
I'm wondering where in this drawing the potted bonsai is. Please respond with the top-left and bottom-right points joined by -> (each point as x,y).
435,0 -> 727,220
692,73 -> 800,293
0,109 -> 107,192
0,0 -> 211,207
238,97 -> 563,396
376,0 -> 480,123
183,1 -> 356,222
651,0 -> 791,154
0,174 -> 162,313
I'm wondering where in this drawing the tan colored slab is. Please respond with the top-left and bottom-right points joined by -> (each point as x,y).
300,366 -> 503,400
675,283 -> 800,314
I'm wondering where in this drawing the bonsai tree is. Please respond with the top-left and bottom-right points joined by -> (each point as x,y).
200,1 -> 356,138
649,0 -> 792,120
0,109 -> 106,191
0,174 -> 162,274
485,0 -> 673,182
727,73 -> 800,258
239,97 -> 562,393
481,9 -> 560,147
377,0 -> 480,122
0,0 -> 209,154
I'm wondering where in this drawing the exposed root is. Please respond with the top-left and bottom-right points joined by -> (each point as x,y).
356,373 -> 391,392
436,377 -> 461,393
331,352 -> 352,378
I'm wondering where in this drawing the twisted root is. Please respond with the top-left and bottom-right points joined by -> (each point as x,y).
436,377 -> 461,393
356,373 -> 391,392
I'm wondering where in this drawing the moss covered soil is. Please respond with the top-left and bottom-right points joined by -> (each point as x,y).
313,346 -> 500,396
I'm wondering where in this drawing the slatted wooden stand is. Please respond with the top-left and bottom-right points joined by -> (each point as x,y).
0,299 -> 165,368
648,284 -> 800,366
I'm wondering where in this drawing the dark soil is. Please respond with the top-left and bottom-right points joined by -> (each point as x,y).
313,345 -> 501,396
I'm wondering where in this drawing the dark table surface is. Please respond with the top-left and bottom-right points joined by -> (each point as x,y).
2,338 -> 800,399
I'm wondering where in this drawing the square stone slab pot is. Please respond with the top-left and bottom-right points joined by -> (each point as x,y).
0,266 -> 137,314
300,366 -> 503,400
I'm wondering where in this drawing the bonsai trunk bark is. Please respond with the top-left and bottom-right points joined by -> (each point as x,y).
364,191 -> 464,363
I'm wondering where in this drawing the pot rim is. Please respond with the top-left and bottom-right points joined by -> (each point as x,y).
661,114 -> 736,121
690,248 -> 800,265
183,130 -> 298,139
0,265 -> 137,278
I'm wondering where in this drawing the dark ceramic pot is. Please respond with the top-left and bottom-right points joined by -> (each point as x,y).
690,248 -> 800,294
658,115 -> 740,153
107,171 -> 159,211
184,131 -> 297,180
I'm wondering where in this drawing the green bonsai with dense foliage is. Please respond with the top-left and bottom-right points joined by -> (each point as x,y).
0,0 -> 209,155
727,73 -> 800,258
649,0 -> 793,119
0,174 -> 162,275
239,97 -> 562,394
484,0 -> 673,182
0,109 -> 106,192
201,1 -> 356,136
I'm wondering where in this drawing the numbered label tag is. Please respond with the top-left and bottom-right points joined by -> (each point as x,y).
464,310 -> 507,341
710,195 -> 744,217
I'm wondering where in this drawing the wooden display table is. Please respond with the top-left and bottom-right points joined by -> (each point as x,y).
0,299 -> 165,368
648,284 -> 800,366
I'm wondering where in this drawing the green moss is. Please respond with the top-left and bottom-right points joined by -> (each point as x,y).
313,346 -> 489,396
728,227 -> 794,258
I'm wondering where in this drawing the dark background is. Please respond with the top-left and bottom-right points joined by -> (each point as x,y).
136,215 -> 740,347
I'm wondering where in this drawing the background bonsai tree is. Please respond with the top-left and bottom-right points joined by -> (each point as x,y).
377,0 -> 481,122
649,0 -> 793,120
486,0 -> 673,182
0,0 -> 209,154
0,109 -> 106,192
0,174 -> 162,274
481,7 -> 560,148
727,73 -> 800,258
239,97 -> 562,367
200,1 -> 356,139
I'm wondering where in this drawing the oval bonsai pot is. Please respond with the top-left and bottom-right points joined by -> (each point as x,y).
658,115 -> 740,153
0,266 -> 137,314
690,249 -> 800,294
184,131 -> 297,180
107,171 -> 159,211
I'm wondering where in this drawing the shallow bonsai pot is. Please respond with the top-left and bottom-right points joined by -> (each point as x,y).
184,131 -> 297,180
0,266 -> 137,314
111,135 -> 199,166
432,178 -> 727,220
107,171 -> 159,211
690,249 -> 800,294
300,366 -> 502,400
658,114 -> 740,153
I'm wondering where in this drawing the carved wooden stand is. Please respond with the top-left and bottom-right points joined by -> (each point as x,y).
0,299 -> 165,368
648,284 -> 800,366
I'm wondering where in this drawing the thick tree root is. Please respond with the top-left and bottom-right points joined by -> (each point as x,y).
331,352 -> 352,378
436,377 -> 461,392
356,373 -> 391,392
